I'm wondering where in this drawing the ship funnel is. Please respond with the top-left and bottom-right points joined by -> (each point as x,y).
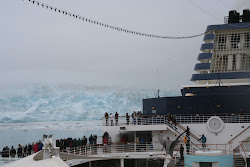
242,9 -> 250,23
228,9 -> 250,23
228,10 -> 240,23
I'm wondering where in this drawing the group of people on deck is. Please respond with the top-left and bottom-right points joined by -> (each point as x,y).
1,140 -> 44,158
56,134 -> 97,150
104,111 -> 144,126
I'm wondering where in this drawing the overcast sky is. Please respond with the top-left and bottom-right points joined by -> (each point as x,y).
0,0 -> 249,90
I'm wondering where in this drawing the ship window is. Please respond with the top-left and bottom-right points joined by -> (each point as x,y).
200,162 -> 212,167
217,34 -> 227,49
231,34 -> 240,48
245,33 -> 250,48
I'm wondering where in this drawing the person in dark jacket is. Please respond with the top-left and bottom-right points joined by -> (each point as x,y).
2,146 -> 10,157
126,113 -> 130,125
82,136 -> 87,146
17,144 -> 23,158
198,134 -> 207,148
89,134 -> 94,145
180,144 -> 184,160
115,112 -> 119,126
24,145 -> 28,157
28,143 -> 32,155
105,112 -> 109,126
10,146 -> 16,158
38,141 -> 44,151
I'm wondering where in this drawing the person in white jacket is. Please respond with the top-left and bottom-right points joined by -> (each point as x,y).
110,113 -> 114,126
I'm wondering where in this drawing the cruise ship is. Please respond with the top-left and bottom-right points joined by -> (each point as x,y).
3,9 -> 250,167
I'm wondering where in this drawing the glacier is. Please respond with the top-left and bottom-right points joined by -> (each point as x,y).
0,84 -> 180,123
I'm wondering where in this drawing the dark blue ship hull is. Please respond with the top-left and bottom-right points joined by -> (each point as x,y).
143,85 -> 250,115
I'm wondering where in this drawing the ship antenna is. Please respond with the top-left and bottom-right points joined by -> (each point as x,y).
156,67 -> 160,98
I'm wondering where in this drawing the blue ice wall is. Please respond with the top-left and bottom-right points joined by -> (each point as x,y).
0,85 -> 179,123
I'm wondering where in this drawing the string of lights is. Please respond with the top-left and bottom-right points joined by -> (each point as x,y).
23,0 -> 213,39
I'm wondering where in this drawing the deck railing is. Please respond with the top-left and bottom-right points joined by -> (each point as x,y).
176,114 -> 250,124
102,114 -> 250,126
190,143 -> 233,155
60,142 -> 232,157
60,142 -> 164,156
103,115 -> 166,126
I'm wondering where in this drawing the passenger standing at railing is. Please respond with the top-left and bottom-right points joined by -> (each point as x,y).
198,134 -> 207,148
82,136 -> 87,146
110,113 -> 114,126
28,143 -> 32,155
180,144 -> 184,160
105,112 -> 109,126
172,115 -> 177,130
132,111 -> 136,124
137,111 -> 142,124
103,136 -> 108,144
126,113 -> 130,125
89,134 -> 94,145
115,112 -> 119,126
186,126 -> 190,138
148,135 -> 153,150
10,146 -> 16,158
17,144 -> 23,158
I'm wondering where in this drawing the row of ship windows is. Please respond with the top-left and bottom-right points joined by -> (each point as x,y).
210,53 -> 250,72
215,33 -> 250,49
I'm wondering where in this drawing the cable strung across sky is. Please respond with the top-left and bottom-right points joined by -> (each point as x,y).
24,0 -> 212,39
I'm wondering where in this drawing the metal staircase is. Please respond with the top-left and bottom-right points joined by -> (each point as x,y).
234,153 -> 246,167
165,118 -> 202,152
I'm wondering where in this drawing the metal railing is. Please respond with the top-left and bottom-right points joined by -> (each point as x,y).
190,143 -> 233,155
60,142 -> 164,156
176,114 -> 250,124
103,114 -> 250,126
103,116 -> 166,126
60,142 -> 233,157
239,143 -> 247,167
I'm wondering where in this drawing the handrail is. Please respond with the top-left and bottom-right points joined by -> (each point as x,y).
164,118 -> 202,152
175,123 -> 200,142
59,141 -> 231,157
102,113 -> 250,118
60,142 -> 164,156
239,143 -> 247,167
103,114 -> 250,126
228,126 -> 250,144
190,143 -> 232,155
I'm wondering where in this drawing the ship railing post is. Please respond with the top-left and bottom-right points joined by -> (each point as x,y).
85,146 -> 86,156
90,145 -> 92,155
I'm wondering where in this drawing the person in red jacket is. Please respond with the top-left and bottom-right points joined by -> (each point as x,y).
33,142 -> 39,153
